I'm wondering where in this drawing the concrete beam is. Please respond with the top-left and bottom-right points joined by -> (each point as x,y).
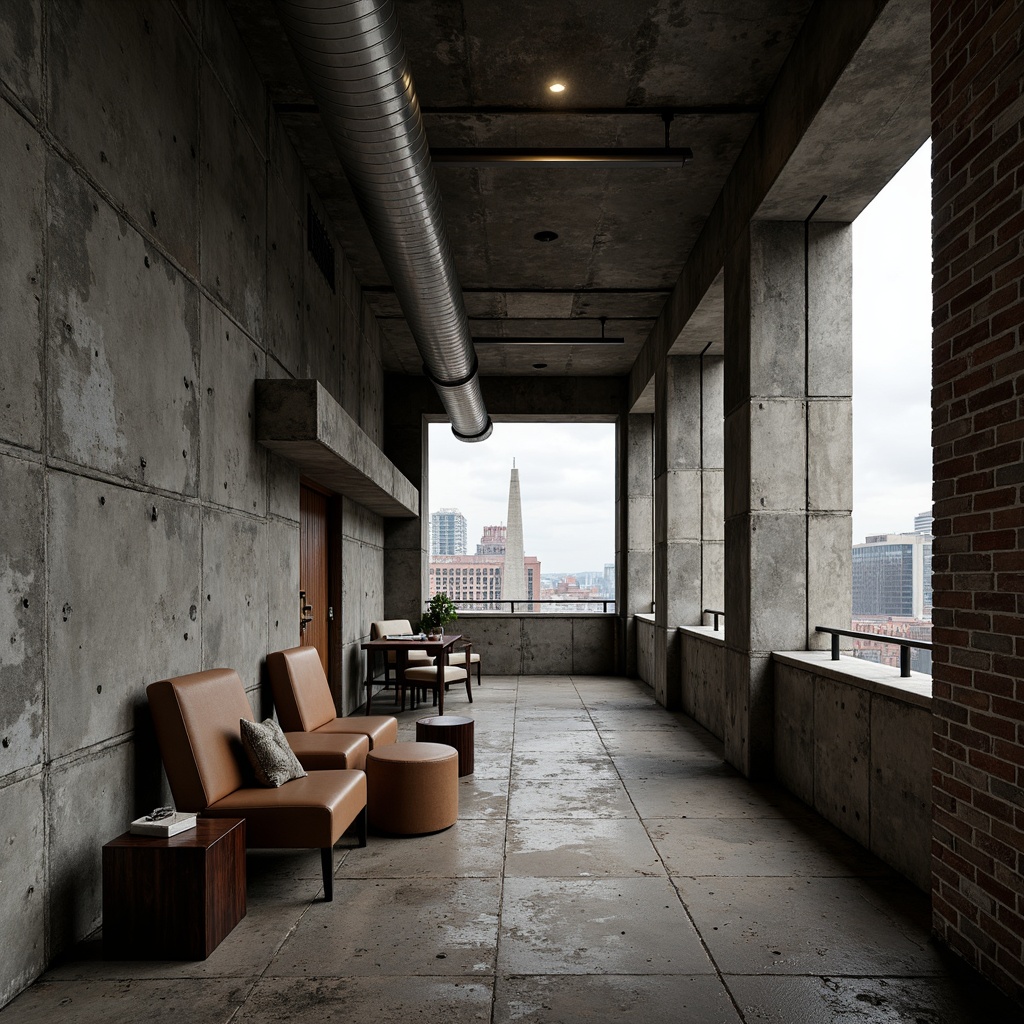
255,379 -> 418,518
628,0 -> 929,409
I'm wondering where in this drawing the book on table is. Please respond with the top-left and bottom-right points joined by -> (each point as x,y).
129,811 -> 197,837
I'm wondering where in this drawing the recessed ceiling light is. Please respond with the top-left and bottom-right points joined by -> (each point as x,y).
533,230 -> 558,242
532,363 -> 548,369
548,82 -> 566,94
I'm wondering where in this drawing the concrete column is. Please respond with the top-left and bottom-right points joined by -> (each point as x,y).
620,413 -> 654,676
654,356 -> 703,708
723,219 -> 852,777
701,357 -> 725,614
382,401 -> 429,623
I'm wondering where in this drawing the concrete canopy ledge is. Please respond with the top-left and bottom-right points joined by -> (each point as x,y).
255,379 -> 418,517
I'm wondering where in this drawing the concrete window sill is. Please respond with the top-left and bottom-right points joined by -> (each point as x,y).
772,650 -> 931,709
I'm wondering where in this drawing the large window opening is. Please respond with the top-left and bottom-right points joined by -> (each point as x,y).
851,140 -> 933,672
427,422 -> 616,612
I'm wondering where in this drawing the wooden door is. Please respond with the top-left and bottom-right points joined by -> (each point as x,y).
299,484 -> 329,674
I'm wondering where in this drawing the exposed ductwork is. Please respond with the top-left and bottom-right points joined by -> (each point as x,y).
275,0 -> 492,442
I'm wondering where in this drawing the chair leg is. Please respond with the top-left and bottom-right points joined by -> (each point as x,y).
356,807 -> 367,848
465,671 -> 473,703
321,847 -> 333,902
476,661 -> 482,686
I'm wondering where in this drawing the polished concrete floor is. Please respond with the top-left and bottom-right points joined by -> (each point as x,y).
4,676 -> 1020,1023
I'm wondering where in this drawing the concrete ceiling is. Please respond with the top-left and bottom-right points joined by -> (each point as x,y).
225,0 -> 925,387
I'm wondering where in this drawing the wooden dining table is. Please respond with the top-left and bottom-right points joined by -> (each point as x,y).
361,633 -> 465,715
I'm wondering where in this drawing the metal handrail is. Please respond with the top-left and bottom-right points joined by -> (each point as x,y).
431,599 -> 616,614
703,608 -> 725,631
815,626 -> 933,678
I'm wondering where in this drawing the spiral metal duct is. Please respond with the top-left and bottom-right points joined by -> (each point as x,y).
275,0 -> 492,442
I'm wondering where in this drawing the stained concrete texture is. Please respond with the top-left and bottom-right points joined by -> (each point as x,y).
0,458 -> 44,775
0,775 -> 45,1008
0,101 -> 43,451
4,677 -> 1017,1024
47,158 -> 200,495
46,473 -> 201,759
199,63 -> 266,342
47,0 -> 200,275
199,300 -> 266,515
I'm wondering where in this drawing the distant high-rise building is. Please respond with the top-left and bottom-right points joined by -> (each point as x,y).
503,463 -> 526,601
431,508 -> 467,555
429,527 -> 540,605
476,525 -> 506,556
914,510 -> 934,613
852,533 -> 932,618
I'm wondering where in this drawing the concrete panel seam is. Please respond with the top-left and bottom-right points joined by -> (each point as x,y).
0,439 -> 45,463
43,730 -> 135,773
34,124 -> 208,309
200,55 -> 267,161
0,764 -> 45,793
0,78 -> 39,133
42,459 -> 283,527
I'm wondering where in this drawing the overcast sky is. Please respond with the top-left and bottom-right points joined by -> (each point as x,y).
428,141 -> 933,573
851,140 -> 932,541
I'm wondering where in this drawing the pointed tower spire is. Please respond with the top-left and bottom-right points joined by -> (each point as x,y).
503,461 -> 526,602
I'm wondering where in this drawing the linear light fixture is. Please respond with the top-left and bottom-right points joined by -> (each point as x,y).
431,147 -> 692,167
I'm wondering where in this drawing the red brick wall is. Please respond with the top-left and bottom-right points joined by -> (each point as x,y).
931,0 -> 1024,1002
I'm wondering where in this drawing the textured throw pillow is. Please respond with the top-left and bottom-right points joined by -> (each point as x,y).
239,718 -> 307,788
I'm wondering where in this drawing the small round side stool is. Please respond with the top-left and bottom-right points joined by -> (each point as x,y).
416,715 -> 475,777
366,741 -> 458,835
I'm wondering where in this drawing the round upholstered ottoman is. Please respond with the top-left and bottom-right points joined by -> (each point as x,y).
366,741 -> 459,835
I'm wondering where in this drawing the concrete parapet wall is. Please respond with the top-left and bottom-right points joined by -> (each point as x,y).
451,615 -> 619,676
680,627 -> 726,741
635,614 -> 655,686
773,652 -> 931,892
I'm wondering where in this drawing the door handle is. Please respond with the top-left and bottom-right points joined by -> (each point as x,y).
299,590 -> 314,632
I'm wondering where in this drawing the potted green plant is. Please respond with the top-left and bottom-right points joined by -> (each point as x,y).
420,592 -> 458,638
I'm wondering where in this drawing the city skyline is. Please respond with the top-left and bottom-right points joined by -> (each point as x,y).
428,422 -> 616,575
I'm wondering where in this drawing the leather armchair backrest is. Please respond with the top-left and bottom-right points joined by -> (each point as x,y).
266,646 -> 336,732
147,669 -> 253,810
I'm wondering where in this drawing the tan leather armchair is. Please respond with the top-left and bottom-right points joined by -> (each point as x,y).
267,645 -> 398,748
147,668 -> 366,901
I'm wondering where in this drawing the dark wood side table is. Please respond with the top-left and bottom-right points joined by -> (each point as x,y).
416,715 -> 475,776
103,817 -> 246,960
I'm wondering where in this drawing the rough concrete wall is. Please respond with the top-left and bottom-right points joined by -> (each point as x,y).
772,659 -> 931,893
339,496 -> 384,714
931,0 -> 1024,1002
0,0 -> 385,1006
